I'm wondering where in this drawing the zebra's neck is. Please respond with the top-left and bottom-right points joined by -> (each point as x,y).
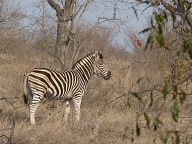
72,54 -> 94,82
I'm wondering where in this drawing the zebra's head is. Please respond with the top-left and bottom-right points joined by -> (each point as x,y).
92,51 -> 111,80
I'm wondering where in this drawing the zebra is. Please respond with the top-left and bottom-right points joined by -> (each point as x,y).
23,51 -> 111,125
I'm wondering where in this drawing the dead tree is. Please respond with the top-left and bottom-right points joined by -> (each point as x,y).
47,0 -> 92,70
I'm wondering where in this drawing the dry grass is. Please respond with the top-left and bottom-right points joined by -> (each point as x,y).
0,45 -> 192,144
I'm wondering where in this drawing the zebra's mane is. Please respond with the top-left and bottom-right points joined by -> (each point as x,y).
72,52 -> 95,69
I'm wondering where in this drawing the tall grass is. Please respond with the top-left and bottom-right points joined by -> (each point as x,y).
0,34 -> 192,144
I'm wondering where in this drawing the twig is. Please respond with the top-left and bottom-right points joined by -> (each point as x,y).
0,94 -> 16,144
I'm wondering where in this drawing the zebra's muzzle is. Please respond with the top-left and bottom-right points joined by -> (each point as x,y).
104,71 -> 111,80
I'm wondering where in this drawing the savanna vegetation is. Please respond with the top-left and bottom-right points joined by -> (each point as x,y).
0,0 -> 192,144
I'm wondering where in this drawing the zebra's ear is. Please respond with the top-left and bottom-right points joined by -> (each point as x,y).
98,51 -> 103,59
93,51 -> 103,60
93,51 -> 99,59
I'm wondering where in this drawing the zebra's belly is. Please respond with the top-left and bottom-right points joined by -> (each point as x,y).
44,88 -> 73,100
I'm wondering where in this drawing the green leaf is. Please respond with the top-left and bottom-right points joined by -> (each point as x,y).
163,84 -> 168,100
171,12 -> 176,22
159,14 -> 165,25
149,91 -> 153,107
127,97 -> 131,109
131,129 -> 134,143
156,33 -> 165,47
175,133 -> 180,144
172,99 -> 179,122
163,11 -> 168,21
158,24 -> 163,34
183,40 -> 190,52
145,35 -> 153,50
182,39 -> 192,58
154,11 -> 166,25
136,78 -> 143,84
150,16 -> 154,26
172,85 -> 178,99
154,11 -> 160,23
154,123 -> 157,131
144,112 -> 150,128
155,117 -> 164,128
136,121 -> 140,137
132,92 -> 141,101
161,135 -> 168,144
139,27 -> 151,34
180,92 -> 186,104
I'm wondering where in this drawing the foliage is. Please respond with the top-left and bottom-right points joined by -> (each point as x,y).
130,0 -> 192,143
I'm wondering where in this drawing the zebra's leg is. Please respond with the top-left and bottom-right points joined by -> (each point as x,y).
64,100 -> 70,123
29,102 -> 40,125
73,96 -> 82,122
29,94 -> 43,125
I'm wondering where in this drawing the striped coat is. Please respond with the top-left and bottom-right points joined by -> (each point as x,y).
23,51 -> 111,124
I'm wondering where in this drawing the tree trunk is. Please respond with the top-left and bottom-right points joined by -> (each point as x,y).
47,0 -> 91,70
56,16 -> 68,70
47,0 -> 75,70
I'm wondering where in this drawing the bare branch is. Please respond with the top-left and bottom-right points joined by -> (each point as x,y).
159,0 -> 192,32
73,1 -> 92,33
97,17 -> 121,25
0,93 -> 16,144
47,0 -> 63,14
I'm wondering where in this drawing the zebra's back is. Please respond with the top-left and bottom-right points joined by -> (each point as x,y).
26,68 -> 79,100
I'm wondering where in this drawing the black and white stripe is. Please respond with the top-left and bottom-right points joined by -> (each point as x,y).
23,51 -> 111,124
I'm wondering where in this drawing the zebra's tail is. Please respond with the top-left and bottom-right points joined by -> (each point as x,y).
23,73 -> 29,104
23,93 -> 28,104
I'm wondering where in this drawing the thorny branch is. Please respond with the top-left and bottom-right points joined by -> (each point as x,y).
73,0 -> 92,33
160,0 -> 192,33
135,0 -> 192,33
0,94 -> 16,144
109,72 -> 192,105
